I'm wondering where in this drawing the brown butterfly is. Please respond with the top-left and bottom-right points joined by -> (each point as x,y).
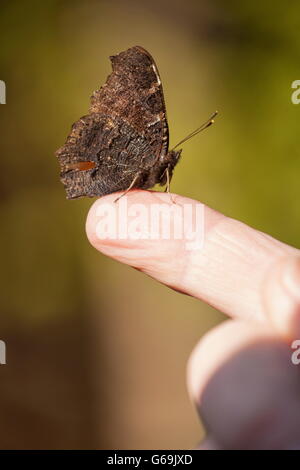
56,46 -> 216,201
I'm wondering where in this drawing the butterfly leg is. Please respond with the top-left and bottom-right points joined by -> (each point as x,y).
114,172 -> 141,203
164,166 -> 175,203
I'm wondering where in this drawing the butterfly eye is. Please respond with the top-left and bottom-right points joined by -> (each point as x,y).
65,161 -> 96,171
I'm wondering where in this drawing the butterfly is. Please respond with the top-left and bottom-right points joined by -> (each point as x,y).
56,46 -> 216,201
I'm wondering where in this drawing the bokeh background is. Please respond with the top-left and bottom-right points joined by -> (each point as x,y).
0,0 -> 299,449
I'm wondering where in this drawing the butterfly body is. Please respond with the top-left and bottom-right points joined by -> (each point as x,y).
56,46 -> 181,199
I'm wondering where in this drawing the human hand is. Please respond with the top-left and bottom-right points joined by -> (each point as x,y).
86,190 -> 300,450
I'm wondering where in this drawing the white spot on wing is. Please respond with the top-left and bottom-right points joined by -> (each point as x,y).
151,63 -> 161,86
147,114 -> 162,127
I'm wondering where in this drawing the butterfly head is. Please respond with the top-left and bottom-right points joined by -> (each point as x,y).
167,149 -> 182,166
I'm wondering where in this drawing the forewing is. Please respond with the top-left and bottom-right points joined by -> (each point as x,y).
90,46 -> 169,164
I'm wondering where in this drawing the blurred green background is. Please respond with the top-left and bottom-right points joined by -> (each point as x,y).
0,0 -> 299,449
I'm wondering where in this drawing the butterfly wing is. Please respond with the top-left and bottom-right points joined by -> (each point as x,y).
57,113 -> 156,199
90,46 -> 169,164
56,46 -> 169,199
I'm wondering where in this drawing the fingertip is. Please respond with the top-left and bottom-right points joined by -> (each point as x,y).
186,320 -> 271,404
187,320 -> 300,449
85,197 -> 100,248
85,190 -> 194,275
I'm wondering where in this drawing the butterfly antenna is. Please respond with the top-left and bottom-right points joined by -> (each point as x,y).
172,111 -> 218,150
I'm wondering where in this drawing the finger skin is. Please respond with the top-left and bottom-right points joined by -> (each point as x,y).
196,437 -> 221,450
187,320 -> 300,449
86,191 -> 300,449
263,256 -> 300,337
86,190 -> 300,330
